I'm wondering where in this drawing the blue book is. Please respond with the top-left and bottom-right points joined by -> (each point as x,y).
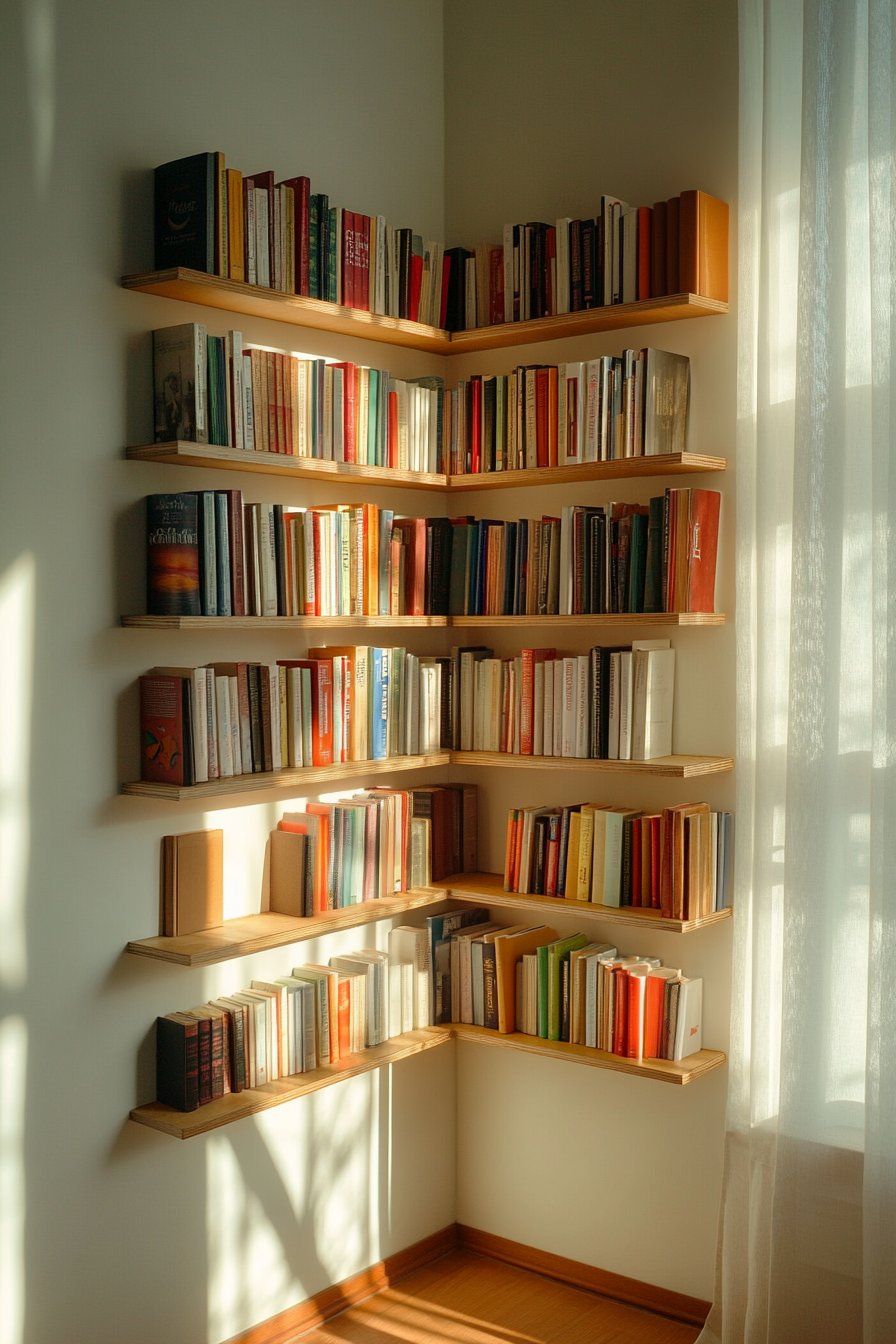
369,647 -> 389,760
378,510 -> 394,615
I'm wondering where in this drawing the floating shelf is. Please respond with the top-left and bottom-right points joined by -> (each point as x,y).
121,614 -> 449,630
125,441 -> 725,490
126,889 -> 448,966
447,452 -> 726,489
450,1024 -> 725,1085
449,751 -> 734,778
130,1022 -> 726,1137
438,872 -> 732,934
130,1028 -> 451,1138
121,752 -> 450,801
122,269 -> 727,355
126,440 -> 448,490
121,611 -> 723,630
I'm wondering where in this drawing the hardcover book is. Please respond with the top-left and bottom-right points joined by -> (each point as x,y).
146,493 -> 201,616
153,323 -> 208,444
154,152 -> 218,273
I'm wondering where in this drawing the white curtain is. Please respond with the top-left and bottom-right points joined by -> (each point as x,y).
700,2 -> 896,1341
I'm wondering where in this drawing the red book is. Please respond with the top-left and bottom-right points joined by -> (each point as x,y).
392,516 -> 427,615
330,362 -> 357,463
139,669 -> 194,785
504,809 -> 518,889
278,175 -> 311,295
544,812 -> 561,896
612,965 -> 629,1055
625,970 -> 647,1059
341,209 -> 356,308
470,376 -> 482,474
355,214 -> 371,312
547,366 -> 559,467
409,251 -> 423,322
643,974 -> 665,1059
649,814 -> 662,908
686,488 -> 721,613
219,488 -> 246,617
535,368 -> 549,468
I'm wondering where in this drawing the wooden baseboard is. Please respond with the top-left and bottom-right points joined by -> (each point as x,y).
223,1220 -> 710,1342
223,1224 -> 458,1344
456,1224 -> 711,1327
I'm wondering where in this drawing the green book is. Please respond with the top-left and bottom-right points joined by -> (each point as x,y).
546,933 -> 588,1040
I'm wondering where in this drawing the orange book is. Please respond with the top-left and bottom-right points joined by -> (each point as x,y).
504,809 -> 519,891
278,657 -> 332,765
278,810 -> 328,914
493,924 -> 559,1034
678,189 -> 729,303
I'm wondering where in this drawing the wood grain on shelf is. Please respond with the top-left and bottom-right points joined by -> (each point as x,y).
130,1029 -> 451,1138
125,440 -> 447,489
448,613 -> 725,628
121,269 -> 451,352
448,752 -> 734,777
450,1024 -> 725,1085
126,889 -> 448,966
120,752 -> 450,801
130,1024 -> 725,1137
121,614 -> 450,630
438,872 -> 732,933
122,270 -> 727,355
444,293 -> 729,353
448,452 -> 726,490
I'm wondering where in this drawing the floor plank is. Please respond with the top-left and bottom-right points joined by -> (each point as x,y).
296,1250 -> 702,1344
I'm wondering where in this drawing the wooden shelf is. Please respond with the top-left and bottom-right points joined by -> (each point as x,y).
122,611 -> 723,630
126,441 -> 725,490
447,612 -> 725,628
450,1024 -> 725,1085
122,269 -> 451,353
448,751 -> 733,778
122,269 -> 727,355
130,1028 -> 451,1138
126,440 -> 448,490
448,452 -> 726,490
130,1022 -> 726,1136
126,889 -> 448,966
121,614 -> 449,630
439,872 -> 732,934
121,752 -> 450,801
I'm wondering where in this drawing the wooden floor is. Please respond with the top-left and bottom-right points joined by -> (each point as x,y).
296,1249 -> 702,1344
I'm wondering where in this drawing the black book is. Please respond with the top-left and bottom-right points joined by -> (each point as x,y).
154,152 -> 217,273
146,493 -> 201,617
569,220 -> 584,312
581,219 -> 595,308
156,1012 -> 200,1111
425,517 -> 454,615
444,246 -> 473,331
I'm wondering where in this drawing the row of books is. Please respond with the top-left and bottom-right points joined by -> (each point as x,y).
268,783 -> 477,917
153,155 -> 727,329
154,152 -> 450,325
430,907 -> 702,1060
456,641 -> 675,761
145,487 -> 720,621
504,800 -> 733,919
452,190 -> 728,330
155,928 -> 434,1112
152,323 -> 443,470
138,645 -> 452,786
446,350 -> 689,475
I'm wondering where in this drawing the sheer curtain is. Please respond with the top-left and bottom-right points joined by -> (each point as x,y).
700,2 -> 896,1341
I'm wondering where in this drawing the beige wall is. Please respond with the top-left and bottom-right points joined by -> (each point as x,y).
0,1 -> 739,1339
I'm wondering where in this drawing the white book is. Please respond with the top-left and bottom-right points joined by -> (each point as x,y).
542,658 -> 554,757
631,644 -> 675,760
190,666 -> 209,784
241,351 -> 255,451
559,505 -> 574,614
251,980 -> 290,1078
388,926 -> 431,1028
533,662 -> 545,756
227,330 -> 244,451
608,651 -> 621,760
617,649 -> 633,760
204,666 -> 218,779
256,503 -> 278,617
561,657 -> 577,757
575,654 -> 590,758
227,675 -> 241,775
672,977 -> 703,1060
285,666 -> 304,767
553,659 -> 564,756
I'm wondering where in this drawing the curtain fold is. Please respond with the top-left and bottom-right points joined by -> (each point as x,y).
701,3 -> 896,1340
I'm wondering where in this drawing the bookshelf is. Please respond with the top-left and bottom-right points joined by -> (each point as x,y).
131,1025 -> 726,1139
123,232 -> 732,1125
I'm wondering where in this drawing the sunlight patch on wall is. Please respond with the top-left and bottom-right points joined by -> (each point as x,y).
0,554 -> 33,989
0,1016 -> 26,1344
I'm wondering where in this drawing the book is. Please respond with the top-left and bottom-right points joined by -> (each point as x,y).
139,668 -> 194,785
493,924 -> 559,1034
155,1012 -> 200,1111
671,976 -> 703,1060
678,190 -> 729,302
267,828 -> 306,917
642,350 -> 689,457
154,152 -> 218,273
145,493 -> 201,616
630,642 -> 675,760
153,323 -> 208,444
160,828 -> 223,937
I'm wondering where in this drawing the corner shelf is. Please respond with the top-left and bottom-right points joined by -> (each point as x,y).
447,453 -> 726,490
130,1023 -> 726,1137
121,612 -> 723,630
130,1028 -> 452,1138
126,888 -> 448,966
438,872 -> 732,934
450,1024 -> 725,1085
122,268 -> 727,356
449,752 -> 733,778
121,751 -> 450,801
